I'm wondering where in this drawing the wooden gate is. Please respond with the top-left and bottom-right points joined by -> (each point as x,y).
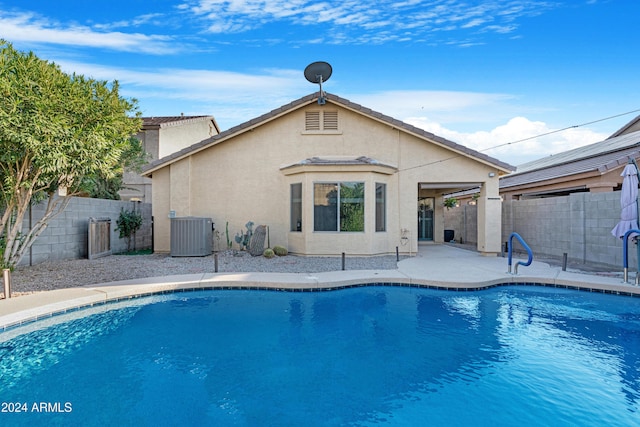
88,217 -> 112,260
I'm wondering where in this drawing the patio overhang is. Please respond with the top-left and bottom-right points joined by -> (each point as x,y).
420,182 -> 482,194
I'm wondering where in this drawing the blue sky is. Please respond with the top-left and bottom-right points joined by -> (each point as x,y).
1,0 -> 638,165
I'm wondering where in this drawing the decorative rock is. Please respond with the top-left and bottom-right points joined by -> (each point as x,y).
248,225 -> 267,256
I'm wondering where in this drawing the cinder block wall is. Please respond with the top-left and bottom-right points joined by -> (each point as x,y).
19,197 -> 152,266
445,191 -> 633,269
443,204 -> 477,244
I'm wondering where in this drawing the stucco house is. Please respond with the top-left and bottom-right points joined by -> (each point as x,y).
142,93 -> 514,257
120,115 -> 220,202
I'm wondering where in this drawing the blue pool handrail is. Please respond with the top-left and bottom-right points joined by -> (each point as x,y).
622,228 -> 640,284
508,232 -> 533,275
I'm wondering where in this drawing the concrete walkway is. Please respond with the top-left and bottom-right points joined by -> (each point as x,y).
1,244 -> 639,331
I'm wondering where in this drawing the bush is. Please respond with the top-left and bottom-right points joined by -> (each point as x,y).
273,245 -> 288,256
263,248 -> 275,258
116,208 -> 143,252
443,197 -> 458,210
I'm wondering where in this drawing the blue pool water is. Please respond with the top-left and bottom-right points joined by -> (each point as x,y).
1,285 -> 640,426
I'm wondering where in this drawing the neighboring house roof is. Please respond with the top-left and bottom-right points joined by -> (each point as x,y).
142,115 -> 220,133
500,129 -> 640,190
142,93 -> 515,176
608,114 -> 640,139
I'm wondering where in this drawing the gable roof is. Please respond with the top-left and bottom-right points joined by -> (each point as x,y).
142,115 -> 220,133
608,114 -> 640,139
500,129 -> 640,189
142,93 -> 515,177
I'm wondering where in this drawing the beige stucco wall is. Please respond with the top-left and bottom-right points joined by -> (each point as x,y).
151,167 -> 171,252
149,101 -> 504,255
122,118 -> 217,202
158,119 -> 217,159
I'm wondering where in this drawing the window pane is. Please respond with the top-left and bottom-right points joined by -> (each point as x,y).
376,183 -> 386,232
340,182 -> 364,232
290,183 -> 302,232
314,183 -> 338,231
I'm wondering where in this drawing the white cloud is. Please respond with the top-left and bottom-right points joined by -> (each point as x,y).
93,13 -> 166,31
0,11 -> 179,54
342,89 -> 610,166
1,1 -> 563,52
180,0 -> 560,44
404,115 -> 608,166
55,60 -> 306,95
349,90 -> 516,117
344,90 -> 529,132
51,60 -> 310,125
25,51 -> 610,167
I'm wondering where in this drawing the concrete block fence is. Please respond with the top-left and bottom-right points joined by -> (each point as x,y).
445,191 -> 634,270
18,197 -> 152,266
16,191 -> 633,269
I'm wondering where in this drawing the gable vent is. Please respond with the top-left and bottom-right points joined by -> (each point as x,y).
305,111 -> 338,131
305,111 -> 320,131
323,111 -> 338,130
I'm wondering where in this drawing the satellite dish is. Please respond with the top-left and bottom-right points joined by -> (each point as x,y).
304,61 -> 332,105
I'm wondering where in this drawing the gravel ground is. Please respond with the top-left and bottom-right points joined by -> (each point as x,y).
7,245 -> 623,297
9,251 -> 403,296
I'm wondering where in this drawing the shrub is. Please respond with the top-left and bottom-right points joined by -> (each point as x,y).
263,248 -> 275,258
273,245 -> 288,256
116,208 -> 143,252
443,197 -> 458,210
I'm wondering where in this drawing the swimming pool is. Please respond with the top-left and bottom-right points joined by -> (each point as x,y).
1,285 -> 639,426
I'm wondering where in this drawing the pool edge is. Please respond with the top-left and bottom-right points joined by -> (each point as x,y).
2,269 -> 640,332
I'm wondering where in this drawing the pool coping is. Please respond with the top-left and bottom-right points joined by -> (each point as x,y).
2,264 -> 640,332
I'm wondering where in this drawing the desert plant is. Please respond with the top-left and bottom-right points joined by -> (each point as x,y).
235,221 -> 254,250
225,222 -> 232,249
273,245 -> 288,256
263,248 -> 275,258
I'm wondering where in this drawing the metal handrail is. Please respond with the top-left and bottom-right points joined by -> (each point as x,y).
507,232 -> 533,274
622,228 -> 640,284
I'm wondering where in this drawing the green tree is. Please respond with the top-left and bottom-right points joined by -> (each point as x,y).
0,40 -> 142,268
83,136 -> 148,200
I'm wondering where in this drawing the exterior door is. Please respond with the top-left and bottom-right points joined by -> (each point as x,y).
418,197 -> 434,241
